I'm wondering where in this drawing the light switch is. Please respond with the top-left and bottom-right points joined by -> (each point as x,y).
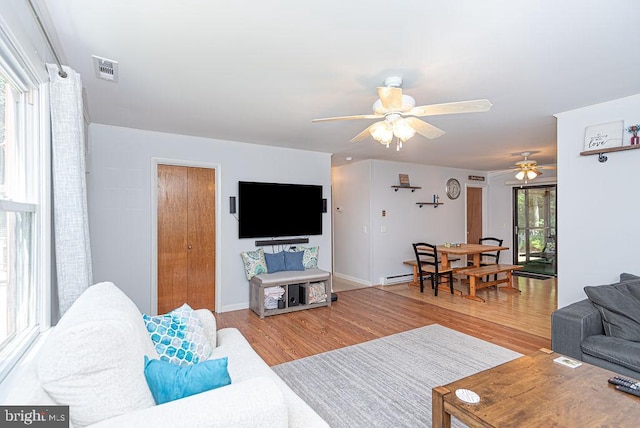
381,226 -> 387,233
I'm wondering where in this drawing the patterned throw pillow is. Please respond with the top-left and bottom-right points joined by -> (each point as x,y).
295,246 -> 319,269
143,304 -> 213,366
240,248 -> 268,279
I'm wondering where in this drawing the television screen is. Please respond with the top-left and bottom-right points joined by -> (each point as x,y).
238,181 -> 323,238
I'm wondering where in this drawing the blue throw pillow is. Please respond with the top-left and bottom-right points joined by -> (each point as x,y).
284,250 -> 305,271
143,356 -> 231,405
265,251 -> 286,273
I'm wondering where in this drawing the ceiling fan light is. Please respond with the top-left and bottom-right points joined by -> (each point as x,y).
380,130 -> 393,144
515,170 -> 525,180
369,121 -> 390,141
527,170 -> 538,180
393,119 -> 416,142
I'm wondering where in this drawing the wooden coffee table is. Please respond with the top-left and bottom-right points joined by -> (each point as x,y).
433,349 -> 640,427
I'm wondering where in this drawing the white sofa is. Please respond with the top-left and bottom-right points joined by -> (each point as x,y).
2,282 -> 328,428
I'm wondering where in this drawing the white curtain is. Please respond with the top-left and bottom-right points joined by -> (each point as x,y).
47,64 -> 93,317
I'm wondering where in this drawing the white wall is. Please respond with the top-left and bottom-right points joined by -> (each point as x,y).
556,93 -> 640,308
87,123 -> 332,314
485,171 -> 516,263
332,159 -> 487,285
332,161 -> 371,284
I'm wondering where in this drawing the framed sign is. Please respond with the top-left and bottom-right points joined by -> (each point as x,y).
584,120 -> 623,151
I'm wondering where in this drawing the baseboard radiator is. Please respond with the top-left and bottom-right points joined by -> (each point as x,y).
379,273 -> 413,286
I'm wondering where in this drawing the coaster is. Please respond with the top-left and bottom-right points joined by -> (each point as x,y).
553,356 -> 582,368
455,389 -> 480,404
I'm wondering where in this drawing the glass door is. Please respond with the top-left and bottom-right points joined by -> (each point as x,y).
513,185 -> 556,277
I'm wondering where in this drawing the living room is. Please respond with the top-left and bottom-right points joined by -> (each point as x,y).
1,1 -> 640,426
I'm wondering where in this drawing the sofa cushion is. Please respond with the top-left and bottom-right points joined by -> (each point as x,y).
582,334 -> 640,375
37,282 -> 157,428
584,280 -> 640,342
143,356 -> 231,404
620,272 -> 640,282
212,328 -> 329,427
240,248 -> 268,279
143,303 -> 213,366
195,308 -> 217,348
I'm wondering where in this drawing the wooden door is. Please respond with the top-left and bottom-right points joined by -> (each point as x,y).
158,165 -> 215,313
186,167 -> 216,310
466,187 -> 483,244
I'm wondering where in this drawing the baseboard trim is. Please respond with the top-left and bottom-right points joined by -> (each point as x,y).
514,271 -> 556,280
332,272 -> 371,286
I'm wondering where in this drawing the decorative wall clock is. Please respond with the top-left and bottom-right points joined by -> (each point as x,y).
446,178 -> 461,200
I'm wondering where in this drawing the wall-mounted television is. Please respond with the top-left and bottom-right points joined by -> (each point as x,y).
238,181 -> 323,239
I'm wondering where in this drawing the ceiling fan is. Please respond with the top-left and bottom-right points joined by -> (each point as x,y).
312,76 -> 492,151
513,152 -> 554,182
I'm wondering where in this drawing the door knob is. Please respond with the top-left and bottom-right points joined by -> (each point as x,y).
188,245 -> 192,249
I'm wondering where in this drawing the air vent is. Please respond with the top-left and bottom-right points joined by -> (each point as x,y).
92,55 -> 118,82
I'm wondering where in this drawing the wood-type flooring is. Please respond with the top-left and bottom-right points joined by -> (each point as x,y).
215,275 -> 555,366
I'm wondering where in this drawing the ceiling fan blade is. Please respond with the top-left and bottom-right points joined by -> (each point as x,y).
312,113 -> 382,122
405,99 -> 492,117
377,86 -> 402,111
350,124 -> 377,142
404,117 -> 445,139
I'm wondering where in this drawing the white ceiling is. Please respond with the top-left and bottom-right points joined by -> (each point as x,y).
38,0 -> 640,170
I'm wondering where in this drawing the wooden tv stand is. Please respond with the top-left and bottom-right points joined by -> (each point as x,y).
249,269 -> 331,318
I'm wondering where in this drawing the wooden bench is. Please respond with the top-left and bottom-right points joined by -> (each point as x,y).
403,258 -> 461,287
456,264 -> 524,302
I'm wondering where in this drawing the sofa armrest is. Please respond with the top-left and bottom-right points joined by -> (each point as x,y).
195,309 -> 217,348
88,376 -> 287,428
551,299 -> 603,360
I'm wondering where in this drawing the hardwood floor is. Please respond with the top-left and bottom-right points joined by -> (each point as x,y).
215,275 -> 555,366
381,275 -> 556,339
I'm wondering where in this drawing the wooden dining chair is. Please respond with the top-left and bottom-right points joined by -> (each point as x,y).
412,243 -> 454,296
474,237 -> 503,282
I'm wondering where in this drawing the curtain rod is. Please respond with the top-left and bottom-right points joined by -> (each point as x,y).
26,0 -> 67,78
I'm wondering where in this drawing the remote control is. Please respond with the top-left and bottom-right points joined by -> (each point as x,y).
615,385 -> 640,398
608,376 -> 640,390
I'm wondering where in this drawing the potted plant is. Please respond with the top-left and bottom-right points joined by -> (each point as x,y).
627,124 -> 640,145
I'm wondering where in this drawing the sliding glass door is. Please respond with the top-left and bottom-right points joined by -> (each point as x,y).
513,185 -> 556,277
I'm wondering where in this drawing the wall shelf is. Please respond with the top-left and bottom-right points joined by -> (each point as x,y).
416,202 -> 444,208
391,185 -> 421,192
580,144 -> 640,162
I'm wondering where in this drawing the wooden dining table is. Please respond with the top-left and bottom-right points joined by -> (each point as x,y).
413,243 -> 512,298
436,243 -> 508,269
435,243 -> 524,301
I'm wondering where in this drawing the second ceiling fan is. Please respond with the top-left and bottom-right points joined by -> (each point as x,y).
312,76 -> 492,150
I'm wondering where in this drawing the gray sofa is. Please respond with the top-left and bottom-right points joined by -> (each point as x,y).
551,273 -> 640,379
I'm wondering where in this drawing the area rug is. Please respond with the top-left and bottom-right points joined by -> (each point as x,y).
272,324 -> 521,428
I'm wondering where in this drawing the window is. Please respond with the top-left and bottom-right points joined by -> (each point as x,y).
0,36 -> 48,381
